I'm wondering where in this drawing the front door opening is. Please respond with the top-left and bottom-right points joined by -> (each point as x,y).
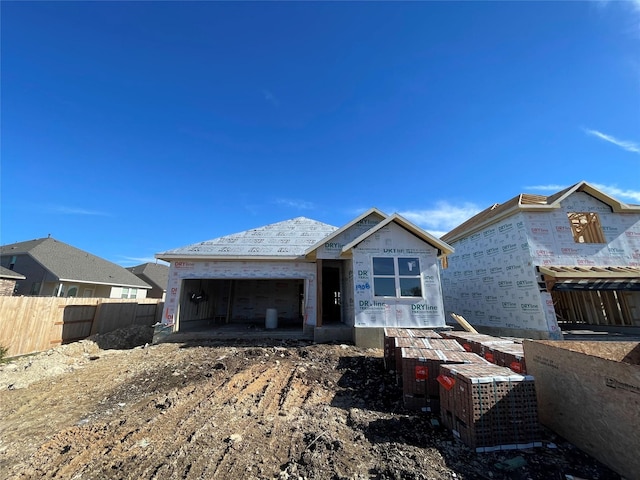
322,266 -> 342,324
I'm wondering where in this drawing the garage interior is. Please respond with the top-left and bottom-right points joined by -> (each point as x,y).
177,278 -> 305,332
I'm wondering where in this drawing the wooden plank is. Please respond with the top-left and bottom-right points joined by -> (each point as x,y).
316,260 -> 323,327
54,319 -> 93,325
540,265 -> 640,279
89,300 -> 102,336
226,280 -> 234,324
450,313 -> 478,333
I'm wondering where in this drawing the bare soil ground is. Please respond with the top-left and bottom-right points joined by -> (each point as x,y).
0,326 -> 622,480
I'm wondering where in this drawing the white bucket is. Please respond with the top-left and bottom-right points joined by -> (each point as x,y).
265,308 -> 278,329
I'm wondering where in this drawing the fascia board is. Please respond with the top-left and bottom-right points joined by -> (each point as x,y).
444,204 -> 553,244
57,278 -> 152,289
157,254 -> 311,262
0,272 -> 26,280
573,182 -> 638,213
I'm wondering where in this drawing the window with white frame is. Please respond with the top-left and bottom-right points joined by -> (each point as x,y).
121,287 -> 138,299
372,257 -> 422,297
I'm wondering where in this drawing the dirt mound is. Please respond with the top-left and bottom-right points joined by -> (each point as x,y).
0,325 -> 154,390
0,338 -> 622,480
85,323 -> 154,350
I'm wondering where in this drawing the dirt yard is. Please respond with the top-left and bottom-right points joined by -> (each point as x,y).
0,326 -> 622,480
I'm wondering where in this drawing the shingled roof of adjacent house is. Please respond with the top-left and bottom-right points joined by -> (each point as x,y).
156,217 -> 338,260
0,237 -> 151,288
127,262 -> 169,290
442,181 -> 640,244
0,265 -> 26,280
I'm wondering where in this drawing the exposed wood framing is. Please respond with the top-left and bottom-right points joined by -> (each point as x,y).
567,212 -> 606,244
225,279 -> 234,323
316,259 -> 323,327
552,289 -> 633,326
540,265 -> 640,278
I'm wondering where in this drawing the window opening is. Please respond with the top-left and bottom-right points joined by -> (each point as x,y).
567,212 -> 606,243
373,257 -> 422,297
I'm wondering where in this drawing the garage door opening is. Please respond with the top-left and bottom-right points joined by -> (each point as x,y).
177,278 -> 306,332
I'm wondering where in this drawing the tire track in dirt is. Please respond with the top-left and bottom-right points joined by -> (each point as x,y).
0,348 -> 159,475
8,353 -> 341,479
3,339 -> 621,480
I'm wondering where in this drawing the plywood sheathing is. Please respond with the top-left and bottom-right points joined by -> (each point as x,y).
523,340 -> 640,480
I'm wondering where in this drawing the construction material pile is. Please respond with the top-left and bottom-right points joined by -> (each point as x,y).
384,327 -> 540,452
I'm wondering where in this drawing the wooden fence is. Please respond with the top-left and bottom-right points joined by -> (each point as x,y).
0,297 -> 165,357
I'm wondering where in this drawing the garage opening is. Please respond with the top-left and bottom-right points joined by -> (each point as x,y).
540,266 -> 640,330
177,278 -> 305,331
552,289 -> 639,327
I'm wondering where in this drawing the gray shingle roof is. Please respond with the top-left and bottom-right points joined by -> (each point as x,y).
126,262 -> 169,290
0,265 -> 26,280
157,217 -> 338,259
0,238 -> 151,288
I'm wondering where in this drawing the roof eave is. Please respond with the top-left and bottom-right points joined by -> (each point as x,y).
442,204 -> 555,244
57,278 -> 152,289
157,254 -> 311,262
0,273 -> 26,280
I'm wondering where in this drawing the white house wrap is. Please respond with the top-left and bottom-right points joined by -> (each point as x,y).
441,181 -> 640,340
156,209 -> 453,342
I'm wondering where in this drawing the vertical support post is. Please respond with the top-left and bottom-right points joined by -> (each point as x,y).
89,299 -> 102,335
225,279 -> 234,323
317,259 -> 323,327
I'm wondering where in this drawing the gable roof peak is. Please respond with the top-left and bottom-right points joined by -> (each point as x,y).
341,212 -> 454,257
442,180 -> 640,243
304,208 -> 388,257
1,237 -> 151,288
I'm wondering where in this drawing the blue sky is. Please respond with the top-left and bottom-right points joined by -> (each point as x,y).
1,1 -> 639,266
